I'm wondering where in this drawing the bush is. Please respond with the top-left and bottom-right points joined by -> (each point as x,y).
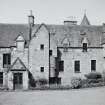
28,72 -> 36,87
88,79 -> 103,83
81,78 -> 104,88
85,72 -> 102,80
71,77 -> 82,89
81,72 -> 104,88
36,78 -> 48,86
29,78 -> 36,87
102,71 -> 105,82
39,78 -> 48,85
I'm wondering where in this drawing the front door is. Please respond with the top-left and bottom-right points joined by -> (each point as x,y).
13,73 -> 23,89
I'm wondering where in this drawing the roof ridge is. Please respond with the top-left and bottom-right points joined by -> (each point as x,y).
0,23 -> 29,25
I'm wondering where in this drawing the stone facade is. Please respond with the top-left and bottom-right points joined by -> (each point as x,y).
0,13 -> 105,89
58,47 -> 105,85
29,24 -> 49,81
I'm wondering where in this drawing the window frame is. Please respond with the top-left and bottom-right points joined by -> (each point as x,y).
40,44 -> 44,50
3,53 -> 11,68
59,60 -> 64,72
74,60 -> 80,73
40,67 -> 44,72
91,60 -> 96,71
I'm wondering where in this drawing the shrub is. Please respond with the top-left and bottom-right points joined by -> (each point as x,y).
36,78 -> 48,86
28,72 -> 36,87
71,77 -> 82,89
102,71 -> 105,80
81,78 -> 104,88
29,78 -> 36,87
102,71 -> 105,85
39,78 -> 48,85
81,78 -> 103,87
85,72 -> 102,80
82,72 -> 104,88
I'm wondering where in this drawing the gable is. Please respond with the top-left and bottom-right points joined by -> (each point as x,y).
29,24 -> 49,48
33,24 -> 49,38
61,36 -> 70,46
10,57 -> 27,70
15,33 -> 25,42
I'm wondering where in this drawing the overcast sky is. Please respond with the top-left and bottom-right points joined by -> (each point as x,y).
0,0 -> 105,25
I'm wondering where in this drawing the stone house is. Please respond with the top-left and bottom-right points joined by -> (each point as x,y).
0,12 -> 105,90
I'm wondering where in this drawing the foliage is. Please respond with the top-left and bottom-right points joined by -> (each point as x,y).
36,78 -> 48,86
102,71 -> 105,80
71,77 -> 82,89
81,79 -> 105,88
29,78 -> 36,87
82,72 -> 104,88
28,72 -> 36,87
101,71 -> 105,85
85,72 -> 102,80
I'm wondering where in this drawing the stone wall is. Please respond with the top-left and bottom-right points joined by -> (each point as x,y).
58,47 -> 105,85
0,48 -> 11,72
0,44 -> 28,89
11,47 -> 28,68
29,25 -> 49,81
0,48 -> 11,87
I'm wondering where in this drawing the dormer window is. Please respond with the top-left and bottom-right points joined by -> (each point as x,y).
63,43 -> 68,52
82,37 -> 89,52
15,33 -> 25,51
62,36 -> 70,52
83,43 -> 87,52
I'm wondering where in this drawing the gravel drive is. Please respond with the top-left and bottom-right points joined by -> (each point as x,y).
0,87 -> 105,105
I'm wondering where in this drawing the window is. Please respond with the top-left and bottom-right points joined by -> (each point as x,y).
91,60 -> 96,71
0,72 -> 3,85
63,43 -> 68,52
83,43 -> 87,52
74,61 -> 80,73
49,50 -> 52,56
59,61 -> 64,72
40,44 -> 44,50
3,53 -> 11,68
40,67 -> 44,72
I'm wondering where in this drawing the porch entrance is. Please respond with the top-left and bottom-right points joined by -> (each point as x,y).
13,73 -> 23,89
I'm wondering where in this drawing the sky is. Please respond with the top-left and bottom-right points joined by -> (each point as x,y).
0,0 -> 105,25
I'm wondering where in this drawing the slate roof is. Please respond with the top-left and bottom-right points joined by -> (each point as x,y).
0,24 -> 29,47
46,24 -> 103,47
0,23 -> 104,47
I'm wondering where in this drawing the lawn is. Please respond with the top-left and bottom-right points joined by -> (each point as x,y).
0,87 -> 105,105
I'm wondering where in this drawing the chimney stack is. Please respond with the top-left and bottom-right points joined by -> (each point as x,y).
28,10 -> 34,40
28,10 -> 34,27
64,16 -> 77,26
